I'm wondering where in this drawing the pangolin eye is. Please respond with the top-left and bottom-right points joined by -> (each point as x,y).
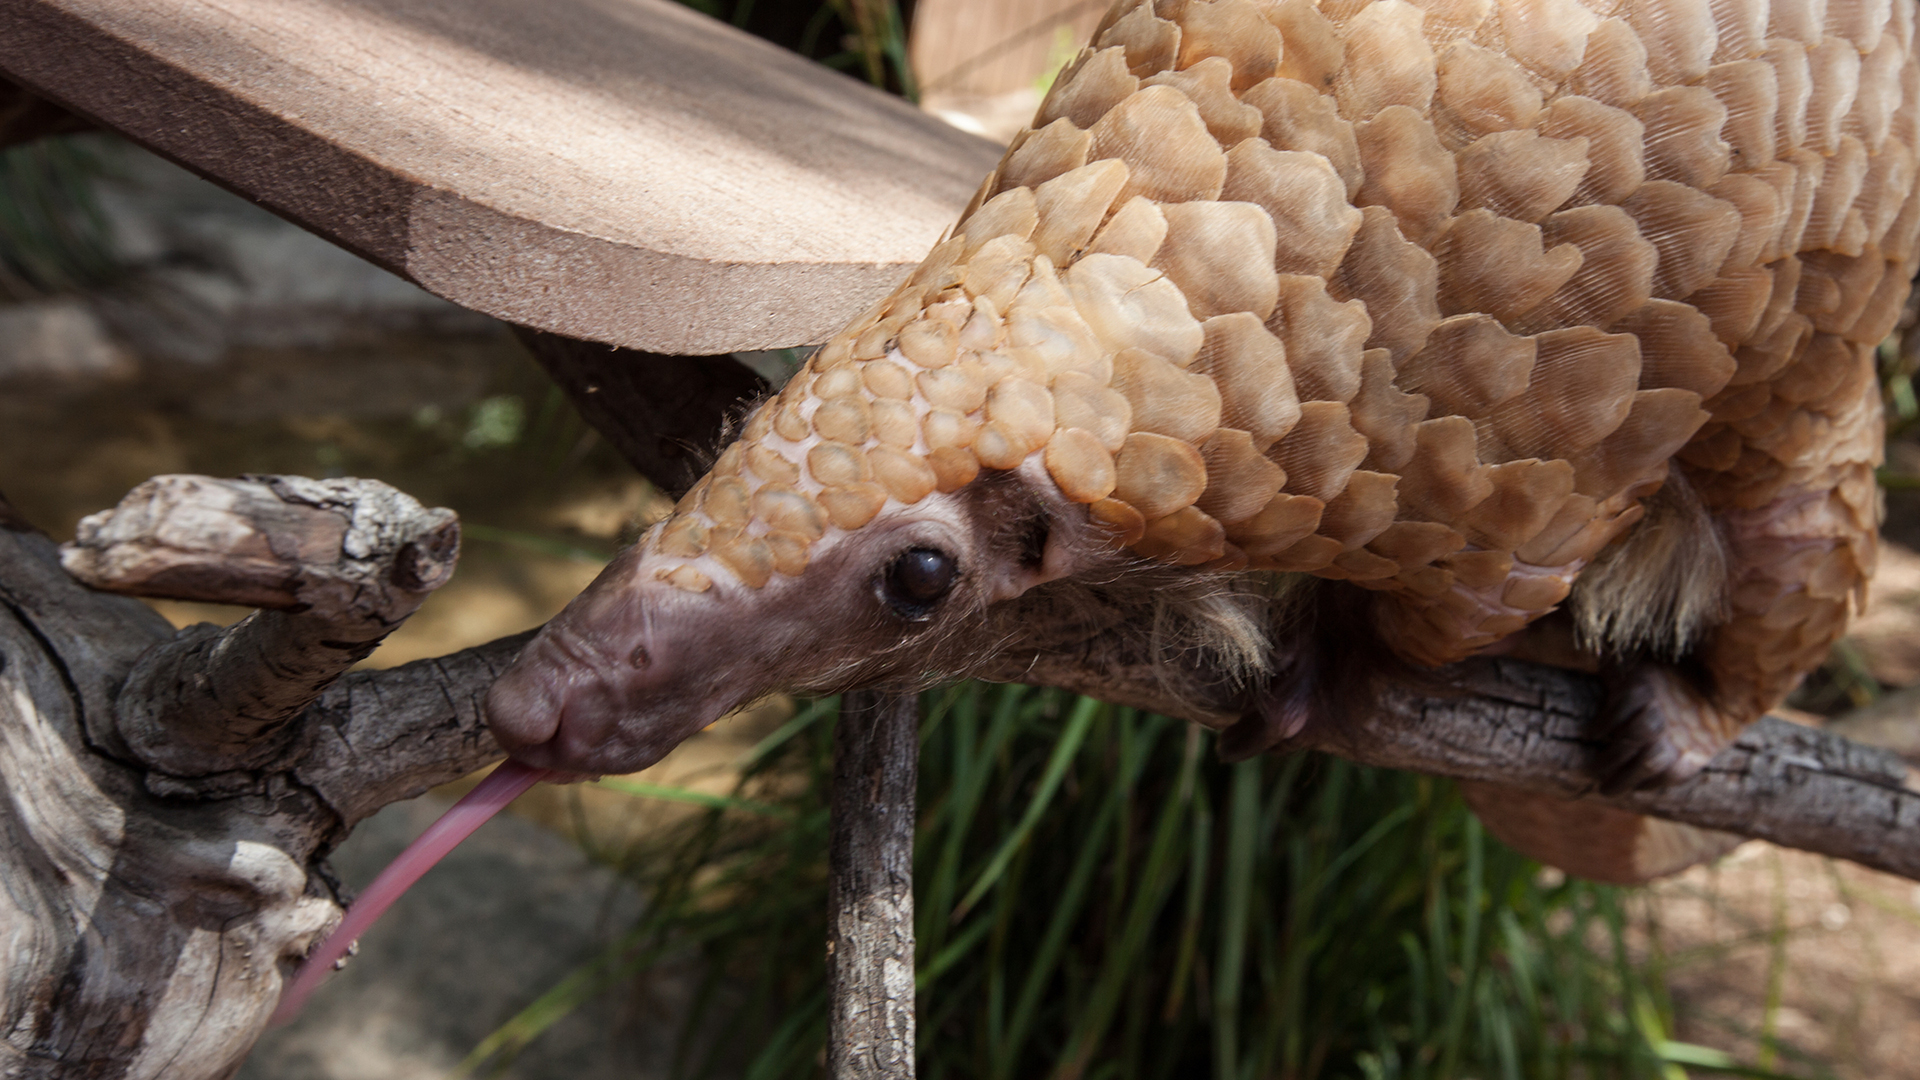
881,548 -> 958,618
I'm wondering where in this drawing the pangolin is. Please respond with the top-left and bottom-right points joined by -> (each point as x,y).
486,0 -> 1920,885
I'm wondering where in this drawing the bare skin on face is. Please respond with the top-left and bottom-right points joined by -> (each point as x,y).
486,462 -> 1127,776
486,0 -> 1920,884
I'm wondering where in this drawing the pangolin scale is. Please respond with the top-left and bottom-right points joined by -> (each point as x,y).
487,0 -> 1920,884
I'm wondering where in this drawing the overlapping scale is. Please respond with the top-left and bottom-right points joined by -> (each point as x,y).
637,0 -> 1920,725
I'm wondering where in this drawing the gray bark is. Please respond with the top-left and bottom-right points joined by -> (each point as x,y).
63,475 -> 460,775
1282,660 -> 1920,881
827,689 -> 919,1080
0,479 -> 512,1079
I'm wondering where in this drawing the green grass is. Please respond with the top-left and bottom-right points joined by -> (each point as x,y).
455,683 -> 1800,1080
0,136 -> 121,299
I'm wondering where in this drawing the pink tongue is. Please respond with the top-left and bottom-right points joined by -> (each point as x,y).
269,760 -> 553,1026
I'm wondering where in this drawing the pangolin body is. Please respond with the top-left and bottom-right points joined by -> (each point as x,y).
488,0 -> 1920,883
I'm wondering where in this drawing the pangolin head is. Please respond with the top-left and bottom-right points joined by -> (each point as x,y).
488,0 -> 1920,776
483,224 -> 1286,773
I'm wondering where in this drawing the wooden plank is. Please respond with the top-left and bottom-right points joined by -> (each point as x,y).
0,0 -> 1004,353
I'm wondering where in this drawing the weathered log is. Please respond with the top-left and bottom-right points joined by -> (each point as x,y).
0,486 -> 514,1078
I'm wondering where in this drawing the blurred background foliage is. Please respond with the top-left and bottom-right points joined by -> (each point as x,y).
0,133 -> 122,299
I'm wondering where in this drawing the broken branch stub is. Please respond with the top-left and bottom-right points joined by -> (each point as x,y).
62,474 -> 460,776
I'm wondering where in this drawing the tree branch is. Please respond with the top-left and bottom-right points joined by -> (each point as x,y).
62,475 -> 460,776
1282,659 -> 1920,880
828,688 -> 919,1079
9,467 -> 1920,1080
292,630 -> 528,832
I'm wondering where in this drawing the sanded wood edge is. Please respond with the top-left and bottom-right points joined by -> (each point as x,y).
0,0 -> 935,352
413,191 -> 923,353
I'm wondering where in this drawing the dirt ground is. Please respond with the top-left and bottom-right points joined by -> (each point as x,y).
1646,845 -> 1920,1077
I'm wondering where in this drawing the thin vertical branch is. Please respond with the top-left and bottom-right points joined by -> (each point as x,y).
829,688 -> 920,1079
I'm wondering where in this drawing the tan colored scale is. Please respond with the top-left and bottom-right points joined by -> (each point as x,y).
646,0 -> 1919,872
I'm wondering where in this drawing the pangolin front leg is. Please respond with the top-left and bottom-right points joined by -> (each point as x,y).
484,0 -> 1920,888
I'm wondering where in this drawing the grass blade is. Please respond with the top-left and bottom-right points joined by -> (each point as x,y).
951,694 -> 1102,920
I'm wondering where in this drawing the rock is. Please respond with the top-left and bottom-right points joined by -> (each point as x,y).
0,297 -> 133,380
77,135 -> 495,365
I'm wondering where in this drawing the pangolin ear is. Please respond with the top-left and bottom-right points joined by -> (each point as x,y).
979,477 -> 1119,604
981,525 -> 1089,603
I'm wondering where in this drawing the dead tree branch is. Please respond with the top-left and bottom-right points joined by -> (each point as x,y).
62,475 -> 461,776
291,630 -> 529,830
1282,660 -> 1920,880
6,469 -> 1920,1079
0,483 -> 521,1078
828,688 -> 919,1080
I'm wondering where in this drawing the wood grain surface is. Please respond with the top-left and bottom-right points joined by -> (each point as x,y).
0,0 -> 1004,352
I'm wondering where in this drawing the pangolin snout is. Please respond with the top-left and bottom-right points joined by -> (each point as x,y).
485,624 -> 641,774
484,551 -> 731,776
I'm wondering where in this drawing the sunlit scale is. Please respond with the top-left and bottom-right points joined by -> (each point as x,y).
645,0 -> 1919,715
